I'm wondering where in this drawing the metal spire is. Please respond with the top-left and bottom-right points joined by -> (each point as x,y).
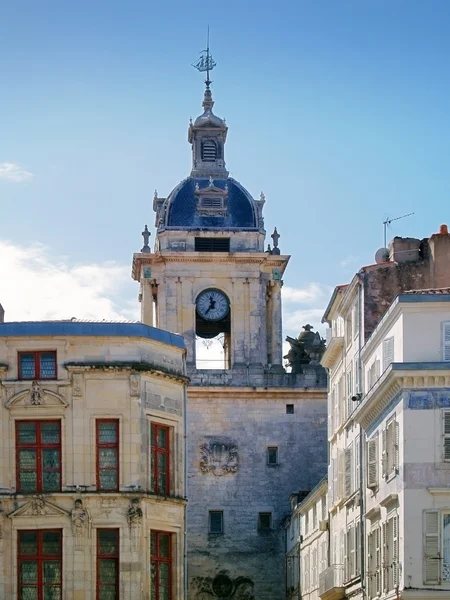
192,27 -> 217,110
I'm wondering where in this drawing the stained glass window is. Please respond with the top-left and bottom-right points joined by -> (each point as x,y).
97,529 -> 119,600
16,422 -> 61,493
18,530 -> 62,600
150,424 -> 170,495
97,421 -> 119,491
151,531 -> 172,600
18,352 -> 56,380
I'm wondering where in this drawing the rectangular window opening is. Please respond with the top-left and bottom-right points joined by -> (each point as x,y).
18,351 -> 57,380
151,423 -> 171,496
151,531 -> 173,600
258,512 -> 272,530
209,511 -> 223,535
195,237 -> 230,252
267,446 -> 278,465
18,529 -> 62,600
16,420 -> 61,493
97,529 -> 119,600
286,404 -> 294,414
96,420 -> 119,491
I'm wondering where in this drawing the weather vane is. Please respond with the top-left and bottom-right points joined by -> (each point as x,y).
192,26 -> 217,87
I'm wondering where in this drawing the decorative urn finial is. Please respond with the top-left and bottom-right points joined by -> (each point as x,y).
271,227 -> 280,255
141,225 -> 151,253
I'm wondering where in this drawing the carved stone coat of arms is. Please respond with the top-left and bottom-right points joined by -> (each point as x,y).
200,442 -> 238,476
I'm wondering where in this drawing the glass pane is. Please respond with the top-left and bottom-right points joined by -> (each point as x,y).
159,534 -> 170,558
99,588 -> 117,600
158,453 -> 167,474
43,449 -> 60,468
44,561 -> 61,584
44,587 -> 62,600
209,512 -> 223,534
159,563 -> 169,586
43,471 -> 60,492
42,532 -> 61,556
158,474 -> 167,494
20,354 -> 35,379
40,353 -> 56,378
99,470 -> 117,490
21,588 -> 38,600
99,448 -> 117,468
41,423 -> 60,444
160,586 -> 170,600
20,471 -> 37,492
18,422 -> 36,444
99,530 -> 118,555
19,450 -> 36,469
99,559 -> 117,583
20,562 -> 37,584
98,422 -> 117,444
157,427 -> 168,449
151,532 -> 157,557
20,533 -> 38,555
150,452 -> 156,493
151,563 -> 157,600
151,425 -> 156,446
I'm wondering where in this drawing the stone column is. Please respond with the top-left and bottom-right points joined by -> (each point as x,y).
140,280 -> 154,327
270,280 -> 283,367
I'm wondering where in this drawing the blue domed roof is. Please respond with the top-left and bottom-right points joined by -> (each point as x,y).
165,177 -> 257,229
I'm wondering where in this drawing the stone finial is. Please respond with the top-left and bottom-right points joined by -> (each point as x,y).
260,191 -> 266,203
141,225 -> 151,253
271,227 -> 280,255
440,224 -> 449,235
266,244 -> 272,253
154,189 -> 158,200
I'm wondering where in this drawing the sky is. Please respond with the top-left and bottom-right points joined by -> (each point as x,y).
1,0 -> 450,341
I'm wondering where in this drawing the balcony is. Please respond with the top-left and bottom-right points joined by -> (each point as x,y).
319,564 -> 345,600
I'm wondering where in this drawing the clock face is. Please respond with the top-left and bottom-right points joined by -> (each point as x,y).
196,289 -> 229,321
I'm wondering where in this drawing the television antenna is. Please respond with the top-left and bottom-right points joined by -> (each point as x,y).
383,212 -> 414,248
192,26 -> 217,87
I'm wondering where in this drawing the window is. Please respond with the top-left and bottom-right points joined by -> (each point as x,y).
346,316 -> 352,346
382,337 -> 394,371
209,511 -> 223,534
97,529 -> 119,600
286,404 -> 294,414
383,514 -> 399,591
151,531 -> 172,600
312,504 -> 317,530
443,411 -> 450,461
354,436 -> 361,492
96,420 -> 119,491
367,525 -> 381,598
344,444 -> 353,498
367,434 -> 378,489
18,351 -> 56,380
151,423 -> 170,495
382,416 -> 399,479
345,521 -> 361,582
18,529 -> 62,600
195,237 -> 230,252
444,322 -> 450,362
267,446 -> 278,465
258,512 -> 272,530
367,358 -> 381,390
304,512 -> 309,535
16,421 -> 61,493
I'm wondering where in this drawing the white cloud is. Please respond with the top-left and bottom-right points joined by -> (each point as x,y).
339,254 -> 357,269
283,282 -> 332,304
0,162 -> 34,183
282,282 -> 331,338
0,240 -> 138,322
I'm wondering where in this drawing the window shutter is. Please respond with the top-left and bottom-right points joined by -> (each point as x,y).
375,527 -> 381,596
345,446 -> 353,498
443,411 -> 450,461
355,521 -> 361,576
443,322 -> 450,362
349,525 -> 355,578
381,427 -> 387,479
424,510 -> 441,584
332,457 -> 338,505
383,337 -> 394,371
355,436 -> 361,492
394,420 -> 399,472
367,436 -> 378,489
392,515 -> 399,587
344,528 -> 349,581
382,521 -> 388,592
367,532 -> 373,599
338,451 -> 345,501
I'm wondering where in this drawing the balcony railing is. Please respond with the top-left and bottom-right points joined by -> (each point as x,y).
319,564 -> 345,600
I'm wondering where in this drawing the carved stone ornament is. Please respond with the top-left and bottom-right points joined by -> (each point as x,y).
200,442 -> 238,476
127,498 -> 143,528
71,499 -> 87,538
72,373 -> 83,397
30,381 -> 43,405
8,496 -> 69,519
192,571 -> 255,600
130,373 -> 141,398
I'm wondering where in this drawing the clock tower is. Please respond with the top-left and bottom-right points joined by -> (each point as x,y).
132,49 -> 328,600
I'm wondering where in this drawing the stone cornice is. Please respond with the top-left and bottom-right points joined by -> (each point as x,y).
188,386 -> 327,399
65,362 -> 189,384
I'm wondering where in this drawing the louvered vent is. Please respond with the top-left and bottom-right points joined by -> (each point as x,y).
201,140 -> 217,162
201,197 -> 223,208
195,237 -> 230,252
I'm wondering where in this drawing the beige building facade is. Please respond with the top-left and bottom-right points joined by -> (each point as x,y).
0,320 -> 187,600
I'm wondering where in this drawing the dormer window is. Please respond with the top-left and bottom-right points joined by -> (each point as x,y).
201,140 -> 218,162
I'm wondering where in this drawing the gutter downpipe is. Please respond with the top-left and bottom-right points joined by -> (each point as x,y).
357,273 -> 367,600
183,352 -> 188,600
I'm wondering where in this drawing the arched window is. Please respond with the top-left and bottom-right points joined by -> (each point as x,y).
201,140 -> 217,162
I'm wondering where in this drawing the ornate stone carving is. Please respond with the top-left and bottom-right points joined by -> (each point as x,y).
200,442 -> 238,476
284,325 -> 326,374
130,374 -> 141,398
8,496 -> 69,519
30,381 -> 43,405
192,571 -> 255,599
71,499 -> 87,537
72,373 -> 83,397
127,498 -> 143,528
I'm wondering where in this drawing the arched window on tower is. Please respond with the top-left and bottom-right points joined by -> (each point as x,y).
201,140 -> 218,162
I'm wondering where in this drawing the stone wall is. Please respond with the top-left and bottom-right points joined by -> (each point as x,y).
186,388 -> 328,600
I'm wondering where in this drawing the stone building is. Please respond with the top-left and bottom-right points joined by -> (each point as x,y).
0,319 -> 187,599
319,226 -> 450,600
132,70 -> 328,598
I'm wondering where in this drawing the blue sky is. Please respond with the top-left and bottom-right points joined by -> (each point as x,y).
1,1 -> 450,334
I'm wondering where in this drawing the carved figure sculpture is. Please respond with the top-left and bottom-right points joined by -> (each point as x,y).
284,324 -> 326,373
127,498 -> 143,527
30,381 -> 43,405
31,495 -> 45,515
71,499 -> 87,537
